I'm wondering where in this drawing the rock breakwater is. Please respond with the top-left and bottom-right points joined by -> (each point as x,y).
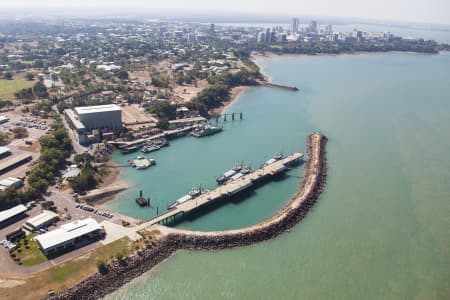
52,133 -> 328,300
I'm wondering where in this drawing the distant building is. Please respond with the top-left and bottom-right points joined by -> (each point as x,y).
64,104 -> 122,145
292,18 -> 300,34
309,21 -> 318,34
34,218 -> 104,256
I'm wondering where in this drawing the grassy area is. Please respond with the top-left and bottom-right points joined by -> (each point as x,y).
0,79 -> 35,100
12,234 -> 48,266
0,238 -> 133,300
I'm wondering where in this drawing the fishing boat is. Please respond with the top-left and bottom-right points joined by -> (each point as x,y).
262,152 -> 285,167
152,138 -> 169,147
190,123 -> 222,137
120,145 -> 139,154
168,185 -> 207,209
141,144 -> 160,153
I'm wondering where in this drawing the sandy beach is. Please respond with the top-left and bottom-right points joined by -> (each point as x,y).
209,85 -> 252,117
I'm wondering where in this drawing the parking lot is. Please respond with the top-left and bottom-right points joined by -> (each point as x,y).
0,110 -> 52,179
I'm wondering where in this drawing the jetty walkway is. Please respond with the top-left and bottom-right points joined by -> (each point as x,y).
137,152 -> 304,228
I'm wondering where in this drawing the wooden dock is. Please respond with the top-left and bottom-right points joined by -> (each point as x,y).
138,152 -> 304,228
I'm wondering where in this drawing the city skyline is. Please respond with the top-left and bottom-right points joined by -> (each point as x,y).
1,0 -> 450,25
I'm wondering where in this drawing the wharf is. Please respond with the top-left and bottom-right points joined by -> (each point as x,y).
138,152 -> 304,227
110,126 -> 194,147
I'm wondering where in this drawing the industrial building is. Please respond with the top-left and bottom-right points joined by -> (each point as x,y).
0,146 -> 12,159
0,115 -> 9,124
64,104 -> 122,145
0,153 -> 32,175
0,204 -> 28,228
23,210 -> 59,231
34,218 -> 104,256
0,177 -> 23,191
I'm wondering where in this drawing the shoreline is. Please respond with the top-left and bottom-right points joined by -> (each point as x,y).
52,132 -> 329,300
251,50 -> 439,61
209,85 -> 252,117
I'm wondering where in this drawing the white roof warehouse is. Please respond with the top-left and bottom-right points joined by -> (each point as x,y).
35,218 -> 103,256
0,204 -> 27,228
23,210 -> 59,231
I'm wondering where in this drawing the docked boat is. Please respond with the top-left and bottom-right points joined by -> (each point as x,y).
168,185 -> 207,209
168,194 -> 192,209
216,162 -> 244,184
263,153 -> 285,167
120,146 -> 139,154
191,123 -> 222,137
152,138 -> 169,147
141,144 -> 160,153
216,169 -> 237,185
240,165 -> 252,175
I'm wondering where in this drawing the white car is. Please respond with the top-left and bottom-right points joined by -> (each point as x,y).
0,239 -> 7,245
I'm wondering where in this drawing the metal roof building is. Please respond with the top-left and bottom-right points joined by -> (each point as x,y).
35,218 -> 103,255
0,177 -> 23,190
24,210 -> 59,231
74,104 -> 122,131
0,204 -> 27,228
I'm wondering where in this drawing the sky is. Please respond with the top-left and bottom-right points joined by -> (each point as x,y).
1,0 -> 450,25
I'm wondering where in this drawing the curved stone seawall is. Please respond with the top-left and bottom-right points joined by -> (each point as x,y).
52,133 -> 328,300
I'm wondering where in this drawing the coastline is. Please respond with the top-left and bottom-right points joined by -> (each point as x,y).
251,50 -> 437,61
51,132 -> 329,300
209,85 -> 252,117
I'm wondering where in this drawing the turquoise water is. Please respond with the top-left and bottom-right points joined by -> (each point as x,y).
105,52 -> 450,299
104,86 -> 314,230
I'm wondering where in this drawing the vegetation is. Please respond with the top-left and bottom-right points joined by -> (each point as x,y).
14,81 -> 48,100
69,153 -> 99,192
25,72 -> 35,81
0,119 -> 73,211
0,131 -> 9,145
0,79 -> 34,100
4,71 -> 13,80
186,69 -> 259,115
12,233 -> 48,266
12,127 -> 28,138
147,101 -> 176,119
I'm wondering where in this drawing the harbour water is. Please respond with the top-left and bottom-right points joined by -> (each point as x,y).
104,51 -> 450,299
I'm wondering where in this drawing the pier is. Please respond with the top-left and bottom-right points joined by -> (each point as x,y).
109,126 -> 195,147
258,81 -> 299,91
139,152 -> 304,227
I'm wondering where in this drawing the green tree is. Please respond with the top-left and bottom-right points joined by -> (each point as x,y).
4,71 -> 13,80
32,81 -> 48,98
117,70 -> 129,80
25,72 -> 35,81
12,127 -> 28,138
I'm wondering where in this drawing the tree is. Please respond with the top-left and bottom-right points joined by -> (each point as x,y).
32,81 -> 48,98
12,127 -> 28,138
25,73 -> 35,81
96,259 -> 108,275
0,132 -> 9,145
4,71 -> 13,80
117,70 -> 129,80
156,119 -> 169,130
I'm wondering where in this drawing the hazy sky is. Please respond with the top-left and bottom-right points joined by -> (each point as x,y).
2,0 -> 450,25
